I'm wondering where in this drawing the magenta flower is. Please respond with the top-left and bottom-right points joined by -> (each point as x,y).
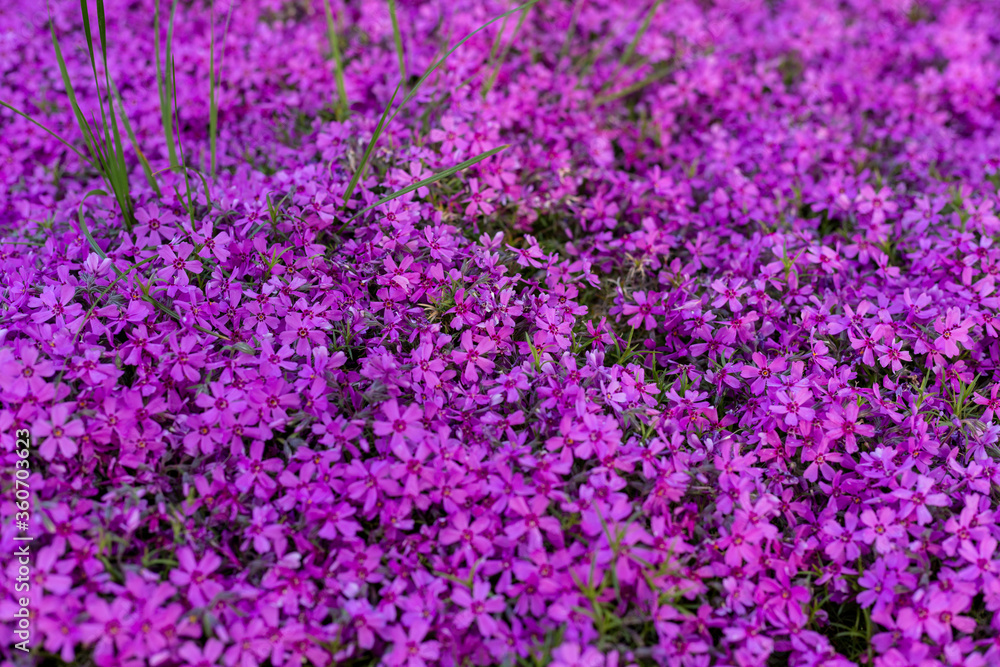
385,620 -> 440,667
974,384 -> 1000,423
222,618 -> 271,667
856,185 -> 898,225
550,642 -> 605,667
892,474 -> 949,525
957,536 -> 998,581
771,388 -> 815,427
859,507 -> 905,554
439,511 -> 493,561
169,547 -> 225,607
822,513 -> 862,562
823,401 -> 875,453
505,496 -> 562,550
756,568 -> 810,625
622,291 -> 662,329
157,242 -> 202,285
857,558 -> 899,614
178,639 -> 227,667
934,307 -> 972,357
78,596 -> 134,659
28,285 -> 83,324
195,381 -> 247,427
465,178 -> 497,216
453,581 -> 505,637
374,399 -> 425,447
739,352 -> 787,394
35,402 -> 84,460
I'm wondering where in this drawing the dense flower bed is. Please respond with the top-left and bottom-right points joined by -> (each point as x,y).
3,0 -> 1000,665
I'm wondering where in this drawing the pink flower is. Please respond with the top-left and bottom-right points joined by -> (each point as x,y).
622,291 -> 661,329
550,642 -> 605,667
856,185 -> 897,225
35,402 -> 84,460
374,399 -> 425,448
823,401 -> 875,453
859,507 -> 904,554
739,352 -> 787,394
169,547 -> 225,607
385,620 -> 440,667
28,285 -> 83,324
465,178 -> 497,216
157,242 -> 202,284
934,307 -> 972,358
771,388 -> 815,427
453,580 -> 505,636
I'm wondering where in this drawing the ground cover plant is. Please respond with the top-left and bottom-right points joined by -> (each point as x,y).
2,0 -> 1000,665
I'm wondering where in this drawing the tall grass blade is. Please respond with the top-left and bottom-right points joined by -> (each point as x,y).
388,0 -> 407,86
341,82 -> 401,207
170,57 -> 198,232
347,144 -> 509,222
208,0 -> 234,178
155,0 -> 180,170
339,0 -> 535,209
322,0 -> 349,120
90,0 -> 135,228
593,63 -> 674,106
49,21 -> 101,164
386,0 -> 539,129
51,12 -> 133,229
618,0 -> 662,67
600,0 -> 662,93
108,78 -> 162,197
559,0 -> 582,65
482,2 -> 532,98
0,101 -> 93,166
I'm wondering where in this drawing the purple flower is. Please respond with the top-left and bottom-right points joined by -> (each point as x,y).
169,547 -> 225,607
860,507 -> 905,554
385,620 -> 440,667
453,580 -> 505,636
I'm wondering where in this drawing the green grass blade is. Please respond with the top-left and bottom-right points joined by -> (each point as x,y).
49,21 -> 100,163
341,82 -> 401,207
559,0 -> 582,64
322,0 -> 349,120
170,56 -> 198,231
482,2 -> 532,98
77,189 -> 111,258
347,144 -> 509,222
208,0 -> 235,178
619,0 -> 661,66
388,0 -> 407,86
209,0 -> 218,177
386,0 -> 539,129
593,63 -> 674,106
0,100 -> 94,166
108,78 -> 161,197
155,0 -> 180,169
481,15 -> 509,96
339,0 -> 534,208
600,0 -> 662,93
94,0 -> 135,228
